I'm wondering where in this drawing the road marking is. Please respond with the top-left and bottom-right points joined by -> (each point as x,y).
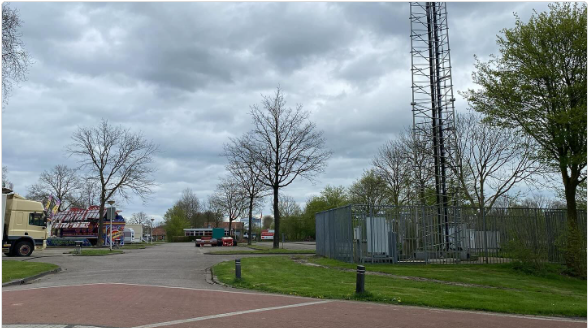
4,283 -> 585,323
3,325 -> 110,328
2,282 -> 310,300
131,300 -> 332,328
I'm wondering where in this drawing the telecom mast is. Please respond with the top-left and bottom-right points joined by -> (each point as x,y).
410,2 -> 457,250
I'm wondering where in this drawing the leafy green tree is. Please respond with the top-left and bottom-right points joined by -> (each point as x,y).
296,185 -> 350,240
463,3 -> 586,276
348,169 -> 390,208
163,205 -> 189,239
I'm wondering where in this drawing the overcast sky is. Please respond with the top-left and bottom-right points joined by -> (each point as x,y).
2,2 -> 553,223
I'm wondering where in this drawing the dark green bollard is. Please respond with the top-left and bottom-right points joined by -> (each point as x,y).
355,265 -> 365,294
235,259 -> 241,279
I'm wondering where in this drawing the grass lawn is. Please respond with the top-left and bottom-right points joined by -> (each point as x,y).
71,249 -> 124,256
209,248 -> 315,255
213,256 -> 587,317
310,258 -> 583,295
120,244 -> 147,249
121,242 -> 165,249
3,261 -> 59,283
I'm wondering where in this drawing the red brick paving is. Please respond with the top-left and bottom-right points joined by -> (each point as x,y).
164,300 -> 585,328
3,284 -> 585,328
3,284 -> 304,327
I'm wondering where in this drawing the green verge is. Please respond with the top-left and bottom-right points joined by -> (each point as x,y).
120,244 -> 147,249
309,258 -> 585,294
213,256 -> 586,317
71,249 -> 124,256
209,249 -> 315,255
3,261 -> 59,283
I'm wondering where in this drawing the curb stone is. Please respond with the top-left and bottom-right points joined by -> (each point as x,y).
2,267 -> 62,287
207,266 -> 230,288
204,267 -> 215,285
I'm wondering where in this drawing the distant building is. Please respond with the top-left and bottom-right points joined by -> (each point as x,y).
239,217 -> 261,228
152,227 -> 166,241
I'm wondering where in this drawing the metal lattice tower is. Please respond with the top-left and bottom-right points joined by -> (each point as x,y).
410,2 -> 458,250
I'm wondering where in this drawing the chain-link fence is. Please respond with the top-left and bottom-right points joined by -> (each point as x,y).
315,205 -> 587,264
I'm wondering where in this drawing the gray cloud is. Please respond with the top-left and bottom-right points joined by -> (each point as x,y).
2,2 -> 552,221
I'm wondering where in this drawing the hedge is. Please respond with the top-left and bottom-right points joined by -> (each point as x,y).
171,236 -> 198,242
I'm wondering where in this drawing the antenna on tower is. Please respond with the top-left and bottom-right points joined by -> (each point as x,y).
410,2 -> 458,251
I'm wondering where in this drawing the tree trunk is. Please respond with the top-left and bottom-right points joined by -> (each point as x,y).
229,219 -> 233,239
273,185 -> 279,249
562,170 -> 585,277
97,198 -> 105,247
248,200 -> 253,245
564,178 -> 578,229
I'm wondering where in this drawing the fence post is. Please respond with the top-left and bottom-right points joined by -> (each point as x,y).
483,206 -> 488,264
355,265 -> 365,294
423,205 -> 428,264
453,208 -> 459,263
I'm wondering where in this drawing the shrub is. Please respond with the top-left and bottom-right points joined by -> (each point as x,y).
503,238 -> 547,272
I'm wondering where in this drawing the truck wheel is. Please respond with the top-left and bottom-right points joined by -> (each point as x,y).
14,241 -> 33,257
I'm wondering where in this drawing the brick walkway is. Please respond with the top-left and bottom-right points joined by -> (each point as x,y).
3,284 -> 585,328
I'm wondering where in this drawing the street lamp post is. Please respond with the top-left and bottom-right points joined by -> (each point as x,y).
150,218 -> 155,244
107,200 -> 115,251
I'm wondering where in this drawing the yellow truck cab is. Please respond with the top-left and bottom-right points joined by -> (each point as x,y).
2,188 -> 48,256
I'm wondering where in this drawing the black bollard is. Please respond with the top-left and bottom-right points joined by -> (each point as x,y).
355,265 -> 365,294
235,259 -> 241,279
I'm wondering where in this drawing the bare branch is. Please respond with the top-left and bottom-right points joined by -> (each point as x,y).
244,87 -> 331,248
67,119 -> 158,246
2,3 -> 32,104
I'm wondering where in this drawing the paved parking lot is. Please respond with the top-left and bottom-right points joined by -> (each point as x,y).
3,243 -> 585,328
2,243 -> 252,290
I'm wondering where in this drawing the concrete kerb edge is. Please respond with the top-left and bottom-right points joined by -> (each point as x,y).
207,265 -> 230,288
2,267 -> 62,287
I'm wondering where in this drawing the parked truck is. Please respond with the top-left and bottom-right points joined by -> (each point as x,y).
2,188 -> 48,256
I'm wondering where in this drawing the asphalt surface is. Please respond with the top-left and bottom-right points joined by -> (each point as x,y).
2,242 -> 284,290
2,242 -> 585,328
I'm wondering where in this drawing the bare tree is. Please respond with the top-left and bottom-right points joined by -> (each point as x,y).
128,211 -> 149,225
210,178 -> 247,237
2,3 -> 31,104
244,87 -> 331,248
224,135 -> 269,244
27,165 -> 81,211
205,196 -> 224,228
373,138 -> 411,207
71,179 -> 101,208
2,165 -> 13,189
68,119 -> 158,246
262,215 -> 274,230
278,195 -> 302,218
396,128 -> 437,206
519,193 -> 553,209
451,112 -> 540,210
176,188 -> 200,227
